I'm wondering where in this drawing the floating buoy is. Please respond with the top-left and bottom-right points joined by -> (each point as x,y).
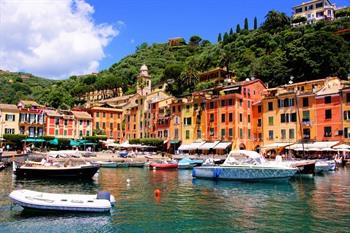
154,189 -> 161,197
126,178 -> 130,183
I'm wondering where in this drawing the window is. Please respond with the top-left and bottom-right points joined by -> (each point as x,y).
229,128 -> 233,137
186,105 -> 190,112
5,114 -> 15,121
268,130 -> 274,140
347,93 -> 350,103
248,114 -> 251,123
324,127 -> 332,137
240,99 -> 243,107
4,128 -> 15,134
184,117 -> 192,125
291,113 -> 297,122
208,114 -> 214,122
344,128 -> 350,138
96,122 -> 99,129
64,120 -> 68,126
209,102 -> 215,109
239,113 -> 243,122
248,101 -> 250,108
344,111 -> 350,120
281,114 -> 286,123
186,130 -> 190,139
308,5 -> 313,10
221,100 -> 226,107
172,106 -> 175,113
174,128 -> 179,139
209,128 -> 214,136
295,7 -> 302,13
303,97 -> 309,107
268,116 -> 274,126
80,130 -> 83,137
325,96 -> 331,104
316,2 -> 323,8
268,102 -> 273,111
303,111 -> 310,122
86,130 -> 90,136
221,114 -> 226,123
303,128 -> 310,139
86,121 -> 90,126
258,105 -> 262,113
102,122 -> 106,129
110,113 -> 113,118
110,123 -> 113,129
281,129 -> 286,139
239,128 -> 243,139
325,109 -> 332,119
64,130 -> 67,136
258,119 -> 262,127
229,113 -> 233,122
228,99 -> 233,106
80,120 -> 83,125
117,123 -> 120,130
221,129 -> 226,137
248,129 -> 251,139
289,129 -> 295,139
197,130 -> 201,139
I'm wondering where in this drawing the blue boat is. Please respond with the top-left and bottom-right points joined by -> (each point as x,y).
178,158 -> 203,169
119,151 -> 128,158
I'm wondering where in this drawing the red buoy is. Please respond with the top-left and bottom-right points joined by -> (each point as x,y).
154,189 -> 161,197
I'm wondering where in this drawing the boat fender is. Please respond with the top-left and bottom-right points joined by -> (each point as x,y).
213,168 -> 222,178
97,191 -> 111,202
192,168 -> 196,177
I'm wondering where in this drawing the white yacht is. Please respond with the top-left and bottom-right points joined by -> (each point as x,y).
192,150 -> 297,181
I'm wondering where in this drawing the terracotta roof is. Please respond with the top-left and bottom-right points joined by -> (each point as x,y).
0,104 -> 19,112
71,111 -> 92,120
44,109 -> 62,117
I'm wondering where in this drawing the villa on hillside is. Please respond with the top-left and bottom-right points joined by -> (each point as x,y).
292,0 -> 336,23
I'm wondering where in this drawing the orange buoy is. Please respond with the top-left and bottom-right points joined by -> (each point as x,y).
154,189 -> 161,197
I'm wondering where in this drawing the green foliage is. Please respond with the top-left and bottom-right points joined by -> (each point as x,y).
262,10 -> 290,32
189,35 -> 202,46
194,81 -> 216,91
83,135 -> 107,142
254,17 -> 258,30
229,28 -> 233,35
217,33 -> 222,42
292,16 -> 307,24
335,8 -> 350,18
236,24 -> 241,33
244,18 -> 249,30
93,128 -> 106,136
3,134 -> 27,149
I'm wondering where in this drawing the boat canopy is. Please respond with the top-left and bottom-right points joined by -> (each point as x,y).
223,150 -> 266,166
213,142 -> 232,150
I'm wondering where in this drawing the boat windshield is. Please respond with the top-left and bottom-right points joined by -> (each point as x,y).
223,150 -> 266,166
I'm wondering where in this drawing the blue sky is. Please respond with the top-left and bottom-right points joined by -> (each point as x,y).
88,0 -> 350,71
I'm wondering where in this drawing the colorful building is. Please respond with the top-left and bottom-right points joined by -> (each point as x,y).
292,0 -> 336,22
0,104 -> 20,137
71,110 -> 92,139
44,110 -> 75,139
17,100 -> 45,137
88,104 -> 123,142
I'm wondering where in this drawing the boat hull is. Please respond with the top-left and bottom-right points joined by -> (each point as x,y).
192,166 -> 297,181
178,163 -> 196,169
149,163 -> 178,170
14,165 -> 99,179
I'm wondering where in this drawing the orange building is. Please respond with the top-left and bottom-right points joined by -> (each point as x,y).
88,104 -> 123,142
44,110 -> 75,138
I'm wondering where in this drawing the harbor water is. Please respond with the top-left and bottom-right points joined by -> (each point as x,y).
1,167 -> 350,232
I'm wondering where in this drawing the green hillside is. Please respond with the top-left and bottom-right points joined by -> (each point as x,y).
1,10 -> 349,108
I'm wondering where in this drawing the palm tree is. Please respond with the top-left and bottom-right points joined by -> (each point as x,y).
262,10 -> 290,32
180,66 -> 199,91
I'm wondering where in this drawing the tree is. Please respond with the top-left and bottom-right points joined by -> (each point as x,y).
244,18 -> 249,30
217,33 -> 222,42
180,65 -> 199,92
262,10 -> 290,32
254,17 -> 258,30
236,24 -> 241,33
223,32 -> 229,43
189,35 -> 202,46
229,28 -> 233,35
291,16 -> 307,24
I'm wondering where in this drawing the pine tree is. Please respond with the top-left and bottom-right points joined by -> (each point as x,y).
236,24 -> 241,33
229,28 -> 233,35
223,32 -> 229,43
254,17 -> 258,30
217,33 -> 222,42
244,17 -> 249,30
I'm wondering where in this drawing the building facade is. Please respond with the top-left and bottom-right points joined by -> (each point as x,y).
0,104 -> 20,137
17,100 -> 45,137
292,0 -> 336,22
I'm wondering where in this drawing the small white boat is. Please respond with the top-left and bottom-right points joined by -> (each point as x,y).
315,160 -> 336,174
95,161 -> 118,168
9,189 -> 116,213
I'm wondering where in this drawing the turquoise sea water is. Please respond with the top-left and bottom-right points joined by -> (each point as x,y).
0,167 -> 350,233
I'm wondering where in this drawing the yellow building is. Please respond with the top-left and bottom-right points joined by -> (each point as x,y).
292,0 -> 336,22
341,85 -> 350,143
0,104 -> 20,138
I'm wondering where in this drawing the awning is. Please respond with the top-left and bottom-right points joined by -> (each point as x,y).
170,140 -> 180,144
213,142 -> 232,150
178,141 -> 205,151
178,144 -> 191,151
22,138 -> 45,143
199,141 -> 220,150
262,143 -> 292,150
333,144 -> 350,150
286,141 -> 339,151
69,140 -> 81,147
48,138 -> 59,145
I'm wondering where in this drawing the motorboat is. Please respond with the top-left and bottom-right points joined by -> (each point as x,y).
95,161 -> 118,168
9,189 -> 115,213
119,151 -> 128,158
13,161 -> 99,179
178,158 -> 196,169
149,160 -> 178,170
178,158 -> 203,169
192,150 -> 297,181
315,160 -> 336,174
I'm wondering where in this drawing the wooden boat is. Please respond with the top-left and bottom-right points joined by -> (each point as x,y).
149,161 -> 178,170
95,161 -> 118,168
13,161 -> 99,179
9,189 -> 115,213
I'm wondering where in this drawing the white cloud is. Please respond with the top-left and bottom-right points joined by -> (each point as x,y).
0,0 -> 119,79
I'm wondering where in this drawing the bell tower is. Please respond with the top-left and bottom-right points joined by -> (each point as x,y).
137,64 -> 152,96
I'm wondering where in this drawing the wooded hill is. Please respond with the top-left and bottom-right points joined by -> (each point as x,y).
1,10 -> 349,108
